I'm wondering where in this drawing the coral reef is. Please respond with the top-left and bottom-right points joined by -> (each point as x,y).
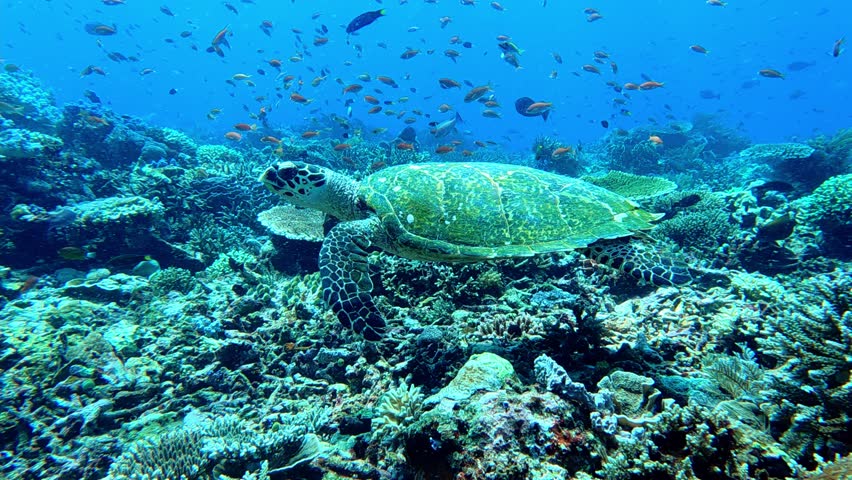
582,170 -> 677,199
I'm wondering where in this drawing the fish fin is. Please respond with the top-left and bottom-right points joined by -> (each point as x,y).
542,110 -> 549,121
455,112 -> 464,123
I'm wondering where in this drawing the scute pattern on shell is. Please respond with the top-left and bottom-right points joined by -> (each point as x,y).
360,162 -> 661,261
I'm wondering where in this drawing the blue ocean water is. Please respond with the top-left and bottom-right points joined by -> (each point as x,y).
3,0 -> 850,149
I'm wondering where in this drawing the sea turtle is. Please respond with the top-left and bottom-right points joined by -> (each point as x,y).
260,161 -> 691,340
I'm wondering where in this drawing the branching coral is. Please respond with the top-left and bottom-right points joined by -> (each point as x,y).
757,270 -> 851,462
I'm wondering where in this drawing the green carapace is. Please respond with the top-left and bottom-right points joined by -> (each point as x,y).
261,161 -> 691,340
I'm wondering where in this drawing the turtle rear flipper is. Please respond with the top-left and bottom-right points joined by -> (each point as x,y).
320,219 -> 386,340
585,240 -> 693,286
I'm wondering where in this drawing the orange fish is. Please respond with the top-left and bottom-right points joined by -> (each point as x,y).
623,82 -> 640,90
461,149 -> 473,157
649,135 -> 663,145
313,37 -> 329,46
396,142 -> 414,150
526,102 -> 553,115
18,275 -> 39,293
343,84 -> 363,94
234,123 -> 255,131
438,103 -> 453,113
301,130 -> 320,139
582,64 -> 601,74
364,95 -> 380,104
224,131 -> 242,141
290,93 -> 311,103
551,147 -> 573,159
377,76 -> 399,87
638,81 -> 665,90
268,59 -> 282,68
435,145 -> 455,154
367,106 -> 382,114
261,136 -> 281,144
333,143 -> 351,151
759,69 -> 784,79
690,45 -> 709,54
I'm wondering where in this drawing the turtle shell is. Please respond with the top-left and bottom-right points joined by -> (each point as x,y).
361,162 -> 662,261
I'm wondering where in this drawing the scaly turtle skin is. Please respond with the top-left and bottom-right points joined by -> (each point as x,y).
260,161 -> 691,340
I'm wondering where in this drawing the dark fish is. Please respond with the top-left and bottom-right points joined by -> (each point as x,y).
224,2 -> 238,14
169,88 -> 178,95
346,9 -> 386,34
672,194 -> 701,209
786,60 -> 815,71
58,247 -> 87,261
515,97 -> 549,121
84,90 -> 102,103
397,126 -> 417,143
107,254 -> 152,269
160,5 -> 174,16
752,180 -> 794,193
699,89 -> 720,99
757,213 -> 796,242
600,120 -> 609,128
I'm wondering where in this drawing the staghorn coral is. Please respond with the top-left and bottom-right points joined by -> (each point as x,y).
757,270 -> 851,462
106,414 -> 321,480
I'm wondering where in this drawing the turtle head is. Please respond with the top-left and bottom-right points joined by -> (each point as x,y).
260,161 -> 363,220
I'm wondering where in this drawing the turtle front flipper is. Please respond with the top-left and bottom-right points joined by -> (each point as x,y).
584,240 -> 693,286
319,218 -> 386,340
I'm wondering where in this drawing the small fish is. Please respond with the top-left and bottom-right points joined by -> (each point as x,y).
551,147 -> 572,159
464,85 -> 492,103
58,246 -> 88,261
346,9 -> 386,34
690,45 -> 709,54
233,123 -> 255,131
752,180 -> 794,193
671,194 -> 701,209
261,136 -> 281,144
832,37 -> 845,57
586,13 -> 603,22
757,213 -> 796,242
648,135 -> 663,145
706,0 -> 726,5
400,49 -> 420,59
333,143 -> 351,151
582,64 -> 601,74
85,23 -> 117,36
435,145 -> 455,154
639,81 -> 665,90
600,120 -> 609,128
438,78 -> 461,89
301,131 -> 320,138
515,97 -> 550,121
160,5 -> 175,16
525,102 -> 553,115
224,131 -> 242,141
759,69 -> 784,79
